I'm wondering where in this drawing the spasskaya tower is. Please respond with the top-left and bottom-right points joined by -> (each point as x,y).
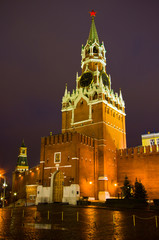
62,11 -> 126,148
61,11 -> 126,197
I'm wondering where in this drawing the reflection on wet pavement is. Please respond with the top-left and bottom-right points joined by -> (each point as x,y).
25,223 -> 52,229
0,205 -> 159,240
24,223 -> 68,231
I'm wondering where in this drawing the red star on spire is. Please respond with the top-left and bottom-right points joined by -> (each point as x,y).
89,10 -> 96,17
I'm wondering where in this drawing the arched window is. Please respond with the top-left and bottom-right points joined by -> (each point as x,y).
93,92 -> 98,100
93,46 -> 98,53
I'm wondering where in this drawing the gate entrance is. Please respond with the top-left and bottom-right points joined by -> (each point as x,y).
53,171 -> 64,202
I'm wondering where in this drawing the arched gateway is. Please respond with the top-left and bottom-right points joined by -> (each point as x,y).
52,170 -> 64,202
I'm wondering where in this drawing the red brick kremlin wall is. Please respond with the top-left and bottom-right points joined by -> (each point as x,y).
117,145 -> 159,199
12,165 -> 40,200
39,132 -> 97,198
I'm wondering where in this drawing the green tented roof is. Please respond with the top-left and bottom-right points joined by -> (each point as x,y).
17,157 -> 28,166
88,17 -> 99,44
21,139 -> 26,147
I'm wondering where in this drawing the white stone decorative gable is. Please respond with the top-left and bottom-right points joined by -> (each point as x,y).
62,32 -> 125,115
62,78 -> 125,115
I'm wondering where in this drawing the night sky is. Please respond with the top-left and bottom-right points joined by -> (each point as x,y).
1,1 -> 159,181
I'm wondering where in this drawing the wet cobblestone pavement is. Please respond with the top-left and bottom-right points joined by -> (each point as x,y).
1,205 -> 159,239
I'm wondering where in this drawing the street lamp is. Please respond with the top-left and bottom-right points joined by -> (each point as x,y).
0,175 -> 7,208
13,192 -> 17,207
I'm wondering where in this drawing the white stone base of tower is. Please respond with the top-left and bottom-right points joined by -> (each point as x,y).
98,191 -> 110,201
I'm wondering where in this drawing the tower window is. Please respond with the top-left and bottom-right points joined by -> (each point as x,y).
150,139 -> 155,146
93,92 -> 98,100
93,46 -> 98,53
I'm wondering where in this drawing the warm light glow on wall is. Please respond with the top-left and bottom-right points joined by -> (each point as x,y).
114,183 -> 117,187
89,181 -> 93,184
36,167 -> 39,171
0,169 -> 5,177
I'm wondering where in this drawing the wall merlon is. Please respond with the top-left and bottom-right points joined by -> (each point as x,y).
91,138 -> 94,147
43,131 -> 96,147
41,137 -> 45,145
64,133 -> 67,142
55,135 -> 58,144
41,132 -> 79,150
59,134 -> 62,144
152,145 -> 157,152
122,149 -> 128,157
118,145 -> 159,158
68,132 -> 72,142
128,147 -> 133,155
134,147 -> 138,154
140,146 -> 144,154
88,136 -> 91,145
82,135 -> 85,144
77,132 -> 94,147
145,145 -> 150,154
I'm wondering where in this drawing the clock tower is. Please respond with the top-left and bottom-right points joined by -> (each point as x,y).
15,140 -> 29,172
62,11 -> 126,197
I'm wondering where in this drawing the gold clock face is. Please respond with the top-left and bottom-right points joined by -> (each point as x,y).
80,72 -> 93,87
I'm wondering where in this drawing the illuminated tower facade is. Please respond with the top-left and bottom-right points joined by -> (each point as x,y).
15,140 -> 29,172
62,11 -> 126,197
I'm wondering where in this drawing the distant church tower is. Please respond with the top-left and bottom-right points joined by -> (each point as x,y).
15,140 -> 29,172
62,11 -> 126,196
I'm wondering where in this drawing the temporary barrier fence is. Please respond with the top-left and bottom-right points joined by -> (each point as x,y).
4,208 -> 159,229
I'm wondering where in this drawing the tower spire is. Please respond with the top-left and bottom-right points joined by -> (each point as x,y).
88,10 -> 99,44
21,139 -> 25,147
64,83 -> 68,96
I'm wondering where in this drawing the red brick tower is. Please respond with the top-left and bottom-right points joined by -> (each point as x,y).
62,11 -> 126,198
